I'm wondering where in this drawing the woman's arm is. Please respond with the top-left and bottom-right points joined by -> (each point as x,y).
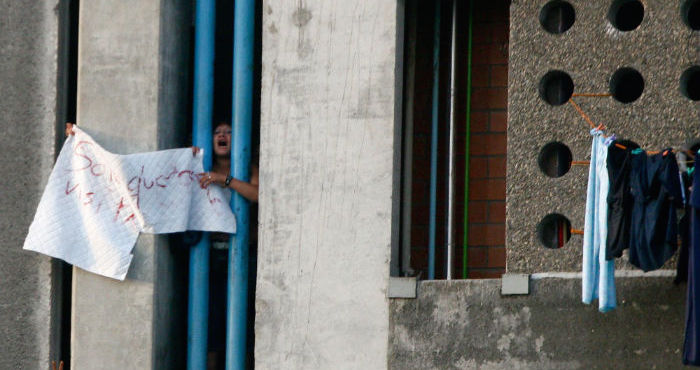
199,165 -> 259,203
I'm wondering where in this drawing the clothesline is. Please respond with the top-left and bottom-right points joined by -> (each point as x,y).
568,94 -> 696,159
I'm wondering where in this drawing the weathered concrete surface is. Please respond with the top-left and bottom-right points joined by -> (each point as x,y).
390,278 -> 687,369
72,0 -> 190,368
0,1 -> 60,368
507,0 -> 700,272
256,0 -> 399,368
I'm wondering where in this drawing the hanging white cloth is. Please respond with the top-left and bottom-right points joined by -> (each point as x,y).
23,127 -> 236,280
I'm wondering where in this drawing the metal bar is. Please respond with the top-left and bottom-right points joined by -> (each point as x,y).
401,0 -> 417,277
462,0 -> 474,280
187,0 -> 215,368
428,0 -> 441,280
446,0 -> 457,280
226,0 -> 255,368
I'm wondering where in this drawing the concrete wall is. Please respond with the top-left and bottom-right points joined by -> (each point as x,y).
71,0 -> 190,369
0,1 -> 61,368
507,0 -> 700,272
255,0 -> 400,368
390,278 -> 686,369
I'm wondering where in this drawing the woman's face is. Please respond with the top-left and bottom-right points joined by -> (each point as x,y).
213,123 -> 232,157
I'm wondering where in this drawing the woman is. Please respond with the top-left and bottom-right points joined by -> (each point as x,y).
66,122 -> 259,201
198,121 -> 259,202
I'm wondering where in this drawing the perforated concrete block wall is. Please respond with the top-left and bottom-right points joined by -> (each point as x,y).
507,0 -> 700,273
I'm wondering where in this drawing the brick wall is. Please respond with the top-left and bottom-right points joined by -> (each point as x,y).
409,0 -> 509,279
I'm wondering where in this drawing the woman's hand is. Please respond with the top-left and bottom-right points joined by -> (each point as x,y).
199,171 -> 226,189
191,146 -> 200,156
65,122 -> 75,136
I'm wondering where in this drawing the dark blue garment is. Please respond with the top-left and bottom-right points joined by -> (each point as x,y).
683,153 -> 700,365
628,150 -> 683,272
606,140 -> 640,260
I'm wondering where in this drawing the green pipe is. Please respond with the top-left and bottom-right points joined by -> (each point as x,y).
462,0 -> 474,279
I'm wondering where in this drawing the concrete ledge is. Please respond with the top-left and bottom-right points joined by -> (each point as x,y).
390,277 -> 686,369
501,273 -> 530,295
388,277 -> 417,299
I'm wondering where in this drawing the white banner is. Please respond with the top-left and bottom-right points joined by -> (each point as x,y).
23,127 -> 236,280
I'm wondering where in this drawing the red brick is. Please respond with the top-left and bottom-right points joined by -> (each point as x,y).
472,22 -> 492,45
470,133 -> 507,155
471,87 -> 507,110
489,111 -> 507,132
488,156 -> 507,177
469,111 -> 489,133
469,179 -> 506,200
491,22 -> 509,44
488,201 -> 506,223
468,224 -> 506,246
467,247 -> 488,268
471,65 -> 489,87
472,44 -> 507,66
469,157 -> 488,178
468,268 -> 505,279
490,65 -> 508,87
487,247 -> 506,267
467,201 -> 488,223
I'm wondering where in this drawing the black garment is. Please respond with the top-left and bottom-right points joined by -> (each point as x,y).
683,153 -> 700,365
627,150 -> 683,272
606,140 -> 640,260
677,171 -> 692,285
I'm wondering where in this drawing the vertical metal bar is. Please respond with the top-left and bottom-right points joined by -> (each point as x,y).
428,0 -> 441,280
226,0 -> 255,368
446,0 -> 457,280
462,0 -> 474,280
401,0 -> 417,277
187,0 -> 215,368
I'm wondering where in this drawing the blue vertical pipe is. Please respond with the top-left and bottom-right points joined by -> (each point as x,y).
428,0 -> 441,280
187,0 -> 215,369
226,0 -> 255,368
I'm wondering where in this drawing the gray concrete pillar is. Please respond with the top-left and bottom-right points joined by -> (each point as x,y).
0,1 -> 61,368
256,1 -> 400,368
71,1 -> 190,368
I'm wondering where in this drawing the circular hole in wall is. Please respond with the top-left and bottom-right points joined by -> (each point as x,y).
681,66 -> 700,101
538,142 -> 573,178
539,71 -> 574,106
608,0 -> 644,31
537,214 -> 572,249
610,67 -> 644,103
540,1 -> 576,34
683,0 -> 700,30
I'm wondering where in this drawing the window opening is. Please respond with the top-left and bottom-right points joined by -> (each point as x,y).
608,0 -> 644,32
539,70 -> 574,106
398,0 -> 509,280
538,142 -> 572,178
539,1 -> 576,34
537,213 -> 572,249
683,0 -> 700,30
610,67 -> 644,103
681,66 -> 700,101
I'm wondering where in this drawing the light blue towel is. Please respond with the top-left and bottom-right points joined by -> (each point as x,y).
582,129 -> 617,312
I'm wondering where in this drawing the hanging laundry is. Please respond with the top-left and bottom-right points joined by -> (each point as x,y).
627,149 -> 683,272
684,152 -> 700,365
582,129 -> 616,312
677,169 -> 692,285
605,140 -> 640,260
